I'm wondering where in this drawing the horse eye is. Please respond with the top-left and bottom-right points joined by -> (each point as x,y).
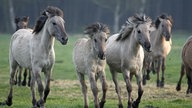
137,30 -> 141,33
52,22 -> 56,25
162,25 -> 164,27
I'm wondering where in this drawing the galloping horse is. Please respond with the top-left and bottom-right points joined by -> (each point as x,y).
176,36 -> 192,94
143,14 -> 173,87
3,6 -> 68,107
14,16 -> 31,86
73,23 -> 110,108
106,14 -> 152,108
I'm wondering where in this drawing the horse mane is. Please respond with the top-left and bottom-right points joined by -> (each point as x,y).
116,13 -> 151,41
84,22 -> 110,38
33,6 -> 64,34
155,13 -> 173,29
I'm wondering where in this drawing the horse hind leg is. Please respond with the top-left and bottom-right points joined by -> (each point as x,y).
176,64 -> 185,91
88,73 -> 99,108
160,57 -> 166,87
99,71 -> 108,108
77,72 -> 89,108
22,68 -> 28,86
28,70 -> 31,87
18,66 -> 23,86
6,62 -> 18,106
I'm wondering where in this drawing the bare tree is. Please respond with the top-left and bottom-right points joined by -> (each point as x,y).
91,0 -> 141,33
8,0 -> 15,31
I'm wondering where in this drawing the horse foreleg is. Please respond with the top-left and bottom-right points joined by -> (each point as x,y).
176,64 -> 185,91
99,71 -> 108,108
33,68 -> 44,107
22,68 -> 28,86
88,72 -> 99,108
111,69 -> 123,108
30,72 -> 37,107
44,71 -> 51,103
122,70 -> 132,108
160,57 -> 166,87
133,73 -> 143,108
77,72 -> 88,108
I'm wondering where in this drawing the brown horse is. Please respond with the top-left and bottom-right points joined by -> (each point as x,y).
143,14 -> 173,87
176,36 -> 192,94
14,16 -> 31,87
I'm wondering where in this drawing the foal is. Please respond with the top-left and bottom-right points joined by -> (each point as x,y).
73,23 -> 109,108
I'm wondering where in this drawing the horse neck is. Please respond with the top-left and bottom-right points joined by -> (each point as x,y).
36,26 -> 55,52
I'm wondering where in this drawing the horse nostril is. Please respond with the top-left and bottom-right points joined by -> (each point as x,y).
144,42 -> 151,51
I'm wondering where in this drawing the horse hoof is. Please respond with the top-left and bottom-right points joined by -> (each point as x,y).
146,75 -> 150,80
160,81 -> 164,88
36,100 -> 44,107
176,84 -> 181,91
99,100 -> 106,108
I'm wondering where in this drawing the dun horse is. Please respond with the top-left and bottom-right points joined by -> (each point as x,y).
143,14 -> 173,87
106,14 -> 152,108
176,36 -> 192,94
2,6 -> 68,107
73,23 -> 109,108
14,16 -> 31,86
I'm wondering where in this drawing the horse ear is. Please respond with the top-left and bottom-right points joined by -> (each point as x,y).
159,18 -> 163,22
15,17 -> 20,23
45,12 -> 52,18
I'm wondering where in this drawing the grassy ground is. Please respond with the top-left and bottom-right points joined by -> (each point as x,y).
0,32 -> 192,108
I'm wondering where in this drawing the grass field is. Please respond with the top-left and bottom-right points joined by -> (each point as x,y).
0,32 -> 192,108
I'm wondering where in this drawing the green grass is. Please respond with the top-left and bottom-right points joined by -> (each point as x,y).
0,32 -> 192,108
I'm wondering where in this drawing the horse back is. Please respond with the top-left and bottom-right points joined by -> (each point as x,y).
182,37 -> 192,69
10,29 -> 32,68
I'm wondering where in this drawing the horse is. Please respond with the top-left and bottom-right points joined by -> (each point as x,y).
143,14 -> 173,87
73,23 -> 110,108
14,16 -> 31,87
176,36 -> 192,94
106,14 -> 152,108
3,6 -> 68,107
15,16 -> 29,31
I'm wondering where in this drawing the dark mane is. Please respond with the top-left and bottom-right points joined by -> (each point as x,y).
84,22 -> 110,37
116,13 -> 151,41
33,6 -> 63,34
155,13 -> 173,29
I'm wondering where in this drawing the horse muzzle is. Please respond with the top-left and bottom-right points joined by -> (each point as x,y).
98,52 -> 106,60
61,37 -> 68,45
144,42 -> 151,52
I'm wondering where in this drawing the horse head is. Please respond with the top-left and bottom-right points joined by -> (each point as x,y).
84,23 -> 110,60
15,16 -> 29,31
130,14 -> 152,52
156,14 -> 173,41
33,6 -> 68,45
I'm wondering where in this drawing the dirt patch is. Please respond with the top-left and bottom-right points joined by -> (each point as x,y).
51,80 -> 192,101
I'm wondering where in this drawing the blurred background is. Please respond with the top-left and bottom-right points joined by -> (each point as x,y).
0,0 -> 191,34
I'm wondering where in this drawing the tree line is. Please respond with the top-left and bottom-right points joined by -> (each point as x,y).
0,0 -> 192,34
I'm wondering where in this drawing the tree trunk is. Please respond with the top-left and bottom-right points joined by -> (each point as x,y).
8,0 -> 15,31
113,2 -> 120,33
